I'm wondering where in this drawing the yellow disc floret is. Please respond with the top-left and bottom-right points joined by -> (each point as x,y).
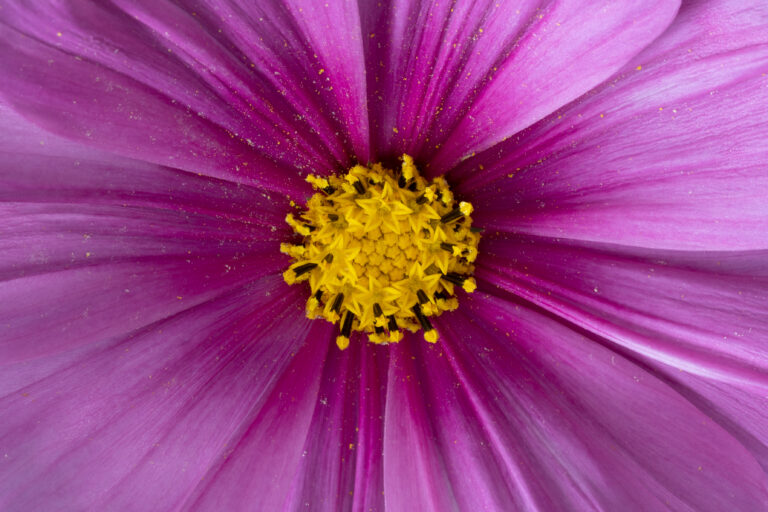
282,155 -> 480,350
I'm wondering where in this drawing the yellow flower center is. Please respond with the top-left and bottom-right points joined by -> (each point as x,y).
282,155 -> 479,350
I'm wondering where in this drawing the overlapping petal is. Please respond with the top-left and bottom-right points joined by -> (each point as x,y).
479,234 -> 768,470
0,105 -> 289,361
0,0 -> 370,192
429,293 -> 768,510
282,339 -> 389,511
458,0 -> 768,250
0,278 -> 324,511
359,0 -> 679,168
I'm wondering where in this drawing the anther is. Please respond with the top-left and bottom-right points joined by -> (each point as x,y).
328,213 -> 339,221
416,194 -> 428,204
373,303 -> 383,317
416,289 -> 430,305
293,262 -> 317,277
336,310 -> 355,350
341,310 -> 355,338
353,180 -> 365,194
411,304 -> 437,343
387,315 -> 398,331
441,272 -> 467,286
331,293 -> 344,313
440,242 -> 455,253
440,208 -> 463,224
324,253 -> 333,263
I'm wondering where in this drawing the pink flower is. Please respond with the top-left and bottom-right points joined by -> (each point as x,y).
1,0 -> 767,510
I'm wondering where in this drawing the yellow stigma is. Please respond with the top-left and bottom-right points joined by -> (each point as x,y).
282,155 -> 480,349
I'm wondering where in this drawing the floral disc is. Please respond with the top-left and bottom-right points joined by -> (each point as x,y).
282,155 -> 479,349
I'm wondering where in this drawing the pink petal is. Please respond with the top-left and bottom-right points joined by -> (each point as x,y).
0,1 -> 369,191
183,316 -> 333,511
480,234 -> 768,469
0,278 -> 326,511
479,235 -> 768,387
415,0 -> 679,171
459,0 -> 768,250
0,105 -> 288,361
283,338 -> 389,511
383,338 -> 521,510
425,293 -> 768,510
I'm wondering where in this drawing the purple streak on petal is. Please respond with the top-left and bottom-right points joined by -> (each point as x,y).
183,320 -> 332,512
420,0 -> 679,172
283,336 -> 389,511
0,278 -> 321,511
359,0 -> 543,162
137,0 -> 371,163
648,370 -> 768,474
0,1 -> 369,193
435,293 -> 768,511
457,0 -> 768,250
0,105 -> 291,361
383,336 -> 525,510
350,341 -> 389,512
479,234 -> 768,472
382,338 -> 458,511
478,235 -> 768,387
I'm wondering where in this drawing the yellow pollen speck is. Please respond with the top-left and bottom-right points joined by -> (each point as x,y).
318,68 -> 325,75
56,32 -> 62,37
392,127 -> 399,134
636,65 -> 642,71
282,156 -> 480,348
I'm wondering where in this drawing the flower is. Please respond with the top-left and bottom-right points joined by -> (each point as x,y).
1,0 -> 767,510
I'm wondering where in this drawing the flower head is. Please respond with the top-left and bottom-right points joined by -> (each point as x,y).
1,1 -> 768,511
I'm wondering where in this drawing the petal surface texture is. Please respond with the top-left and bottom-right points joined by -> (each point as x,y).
359,0 -> 679,167
458,0 -> 768,250
0,105 -> 288,362
0,0 -> 370,193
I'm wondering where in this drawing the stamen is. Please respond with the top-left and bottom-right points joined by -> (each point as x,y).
331,293 -> 344,313
293,262 -> 317,276
282,156 -> 479,348
411,304 -> 438,343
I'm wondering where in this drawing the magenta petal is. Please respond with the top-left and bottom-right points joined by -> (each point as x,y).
480,234 -> 768,470
383,338 -> 523,510
460,0 -> 768,250
430,294 -> 768,511
0,280 -> 321,511
479,236 -> 768,387
0,1 -> 370,190
184,319 -> 333,511
420,0 -> 679,171
283,339 -> 389,511
0,105 -> 288,360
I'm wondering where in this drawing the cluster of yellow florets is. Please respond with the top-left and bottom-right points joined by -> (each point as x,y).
282,155 -> 479,350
